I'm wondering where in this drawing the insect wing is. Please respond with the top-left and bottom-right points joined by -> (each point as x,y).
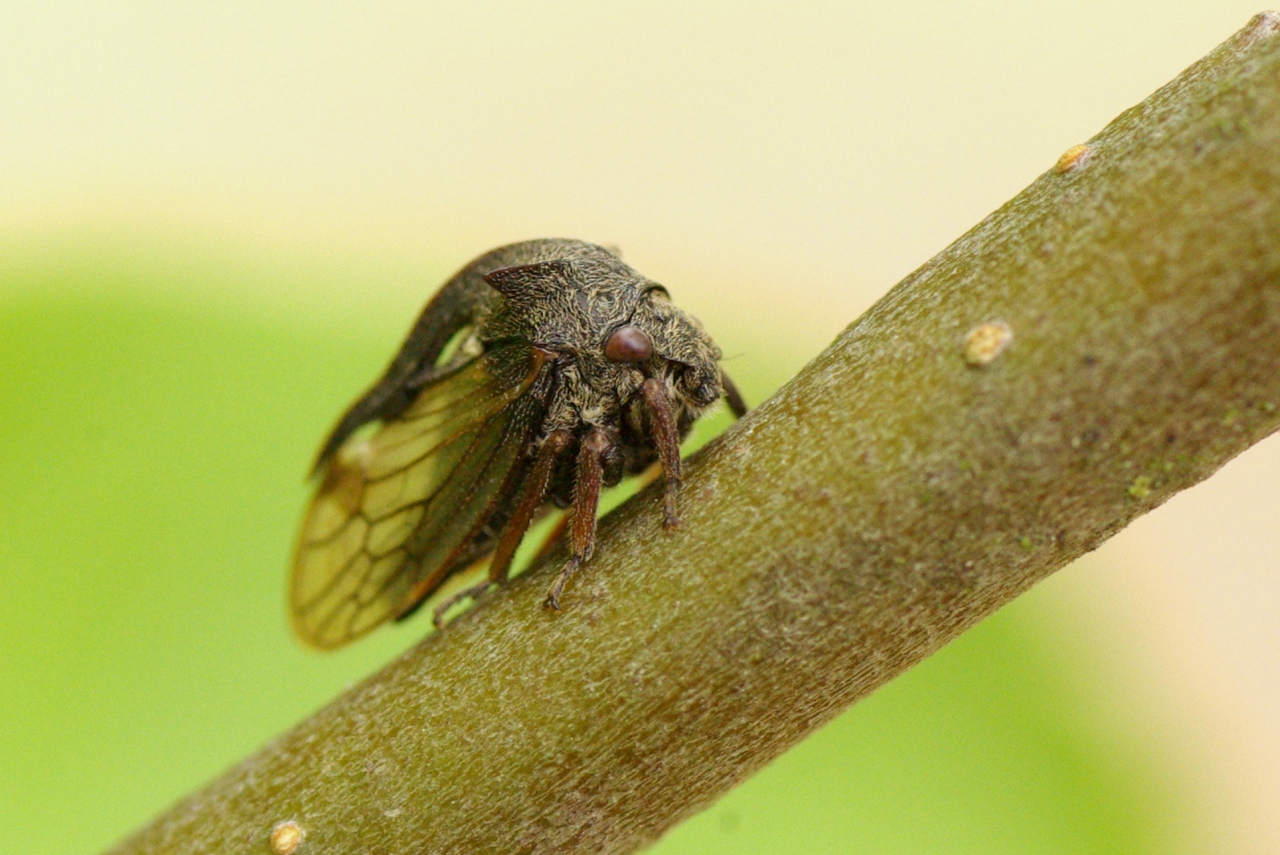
291,346 -> 549,649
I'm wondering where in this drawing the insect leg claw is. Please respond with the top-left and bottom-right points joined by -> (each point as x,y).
543,557 -> 581,611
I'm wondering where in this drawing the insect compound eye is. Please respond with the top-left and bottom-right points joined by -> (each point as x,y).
603,325 -> 654,363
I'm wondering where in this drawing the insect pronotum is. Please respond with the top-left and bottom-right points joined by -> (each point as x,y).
290,239 -> 747,648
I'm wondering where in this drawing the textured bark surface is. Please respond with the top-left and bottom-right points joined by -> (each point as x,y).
110,14 -> 1280,855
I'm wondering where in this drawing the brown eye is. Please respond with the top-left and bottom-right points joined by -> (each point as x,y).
604,325 -> 653,363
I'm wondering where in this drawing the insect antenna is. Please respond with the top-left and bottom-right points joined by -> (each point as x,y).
720,369 -> 748,418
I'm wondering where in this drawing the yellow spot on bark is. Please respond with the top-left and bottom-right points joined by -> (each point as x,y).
1128,476 -> 1153,500
269,820 -> 306,855
1055,144 -> 1093,173
963,321 -> 1014,366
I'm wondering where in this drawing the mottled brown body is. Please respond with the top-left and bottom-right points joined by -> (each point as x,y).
290,239 -> 745,648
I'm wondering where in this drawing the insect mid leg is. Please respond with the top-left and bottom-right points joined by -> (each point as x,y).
640,378 -> 683,530
432,429 -> 572,629
544,427 -> 609,610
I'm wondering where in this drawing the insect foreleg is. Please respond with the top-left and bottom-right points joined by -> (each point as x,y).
640,378 -> 684,530
544,427 -> 610,610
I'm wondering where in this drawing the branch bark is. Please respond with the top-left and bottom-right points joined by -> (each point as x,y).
111,14 -> 1280,855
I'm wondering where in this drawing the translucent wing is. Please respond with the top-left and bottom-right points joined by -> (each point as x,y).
291,346 -> 551,649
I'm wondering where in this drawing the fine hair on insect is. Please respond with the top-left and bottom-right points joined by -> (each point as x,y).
290,239 -> 746,649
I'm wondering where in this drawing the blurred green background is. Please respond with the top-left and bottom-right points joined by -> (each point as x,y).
3,3 -> 1279,854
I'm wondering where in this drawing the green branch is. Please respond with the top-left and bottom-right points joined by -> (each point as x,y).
110,14 -> 1280,855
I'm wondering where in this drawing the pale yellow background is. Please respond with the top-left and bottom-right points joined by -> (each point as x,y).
4,3 -> 1278,852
